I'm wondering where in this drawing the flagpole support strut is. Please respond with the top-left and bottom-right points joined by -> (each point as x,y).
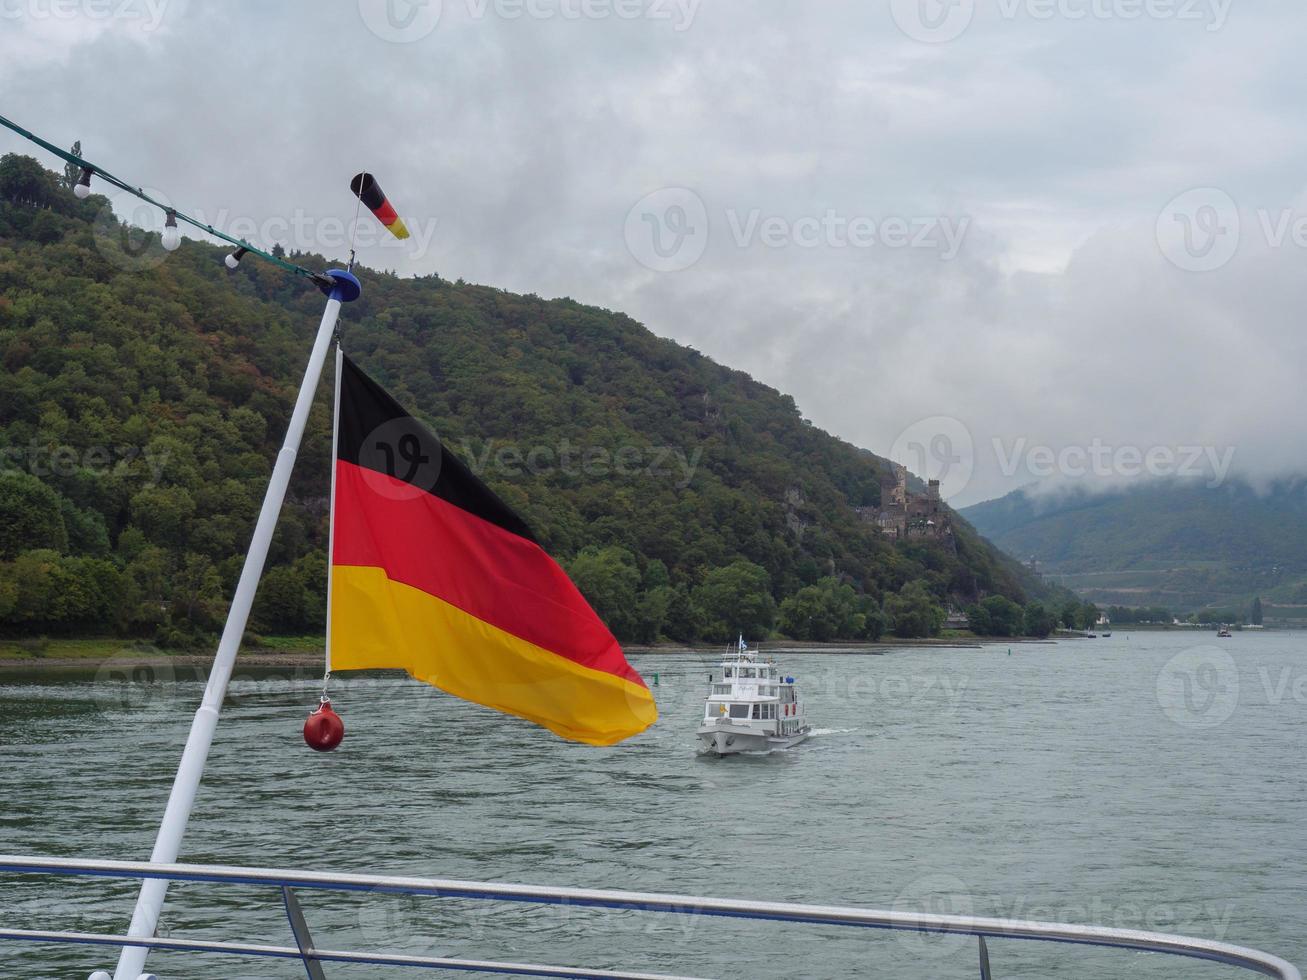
107,270 -> 361,980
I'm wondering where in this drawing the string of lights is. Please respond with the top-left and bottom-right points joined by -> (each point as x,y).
0,112 -> 331,288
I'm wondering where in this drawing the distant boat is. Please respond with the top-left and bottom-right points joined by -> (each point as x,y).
697,636 -> 811,756
1101,630 -> 1112,638
1086,632 -> 1097,639
1217,627 -> 1233,638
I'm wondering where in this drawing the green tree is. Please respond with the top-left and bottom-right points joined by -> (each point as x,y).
692,560 -> 775,643
63,141 -> 82,189
966,602 -> 993,636
1250,596 -> 1264,626
0,473 -> 69,559
565,546 -> 642,641
1023,601 -> 1057,638
886,581 -> 944,638
981,595 -> 1024,637
778,577 -> 869,641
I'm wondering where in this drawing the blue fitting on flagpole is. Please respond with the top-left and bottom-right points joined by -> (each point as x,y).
320,269 -> 362,303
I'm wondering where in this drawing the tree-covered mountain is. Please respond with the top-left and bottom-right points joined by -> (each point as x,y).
0,153 -> 1047,645
962,479 -> 1307,623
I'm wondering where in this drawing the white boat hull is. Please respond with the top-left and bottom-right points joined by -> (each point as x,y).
696,723 -> 811,756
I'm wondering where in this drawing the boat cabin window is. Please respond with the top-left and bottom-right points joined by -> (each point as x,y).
741,668 -> 757,678
724,668 -> 734,678
712,684 -> 731,695
729,704 -> 749,719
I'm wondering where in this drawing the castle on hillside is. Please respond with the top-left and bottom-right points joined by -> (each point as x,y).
855,463 -> 952,541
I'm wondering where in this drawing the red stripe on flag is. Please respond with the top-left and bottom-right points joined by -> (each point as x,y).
371,198 -> 399,226
332,460 -> 644,688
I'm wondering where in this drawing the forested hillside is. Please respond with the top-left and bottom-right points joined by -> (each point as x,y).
0,154 -> 1046,645
963,479 -> 1307,620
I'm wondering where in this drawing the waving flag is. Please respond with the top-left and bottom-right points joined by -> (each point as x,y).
350,172 -> 410,240
327,353 -> 657,745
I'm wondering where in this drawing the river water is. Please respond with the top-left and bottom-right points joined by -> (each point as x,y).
1,631 -> 1303,979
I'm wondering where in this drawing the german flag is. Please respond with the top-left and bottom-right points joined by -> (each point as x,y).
328,352 -> 657,745
350,172 -> 410,240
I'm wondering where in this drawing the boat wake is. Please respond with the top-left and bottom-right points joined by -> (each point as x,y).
810,727 -> 858,736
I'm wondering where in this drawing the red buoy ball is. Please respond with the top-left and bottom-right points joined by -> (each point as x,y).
304,699 -> 344,752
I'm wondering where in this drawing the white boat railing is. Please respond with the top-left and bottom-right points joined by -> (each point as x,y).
0,854 -> 1299,979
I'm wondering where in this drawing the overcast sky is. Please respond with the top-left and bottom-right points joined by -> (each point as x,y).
3,0 -> 1304,505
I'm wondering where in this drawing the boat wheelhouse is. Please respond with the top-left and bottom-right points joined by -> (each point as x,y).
697,637 -> 811,755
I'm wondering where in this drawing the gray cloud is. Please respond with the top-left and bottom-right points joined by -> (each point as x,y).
3,0 -> 1303,505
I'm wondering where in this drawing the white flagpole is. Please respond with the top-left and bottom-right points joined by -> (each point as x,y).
324,344 -> 342,681
107,270 -> 361,980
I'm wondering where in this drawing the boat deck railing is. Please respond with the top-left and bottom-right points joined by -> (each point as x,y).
0,854 -> 1299,979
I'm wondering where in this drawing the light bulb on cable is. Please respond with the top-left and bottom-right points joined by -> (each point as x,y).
73,167 -> 93,199
161,210 -> 181,252
225,246 -> 248,270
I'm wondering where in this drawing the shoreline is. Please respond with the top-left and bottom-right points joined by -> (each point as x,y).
0,635 -> 1061,671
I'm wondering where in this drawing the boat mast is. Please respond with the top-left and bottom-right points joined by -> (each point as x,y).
107,271 -> 361,980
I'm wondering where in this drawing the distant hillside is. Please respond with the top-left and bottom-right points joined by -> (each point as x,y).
0,153 -> 1046,645
963,479 -> 1307,622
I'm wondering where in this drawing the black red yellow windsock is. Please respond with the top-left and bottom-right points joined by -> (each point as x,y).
350,172 -> 410,240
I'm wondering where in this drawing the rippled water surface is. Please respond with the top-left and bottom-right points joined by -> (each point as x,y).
1,631 -> 1304,979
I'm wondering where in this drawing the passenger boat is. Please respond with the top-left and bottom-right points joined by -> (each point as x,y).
697,637 -> 811,755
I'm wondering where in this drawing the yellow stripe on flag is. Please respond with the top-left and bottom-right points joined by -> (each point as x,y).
331,565 -> 657,745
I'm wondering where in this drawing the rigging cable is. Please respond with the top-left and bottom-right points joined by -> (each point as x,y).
0,112 -> 332,289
